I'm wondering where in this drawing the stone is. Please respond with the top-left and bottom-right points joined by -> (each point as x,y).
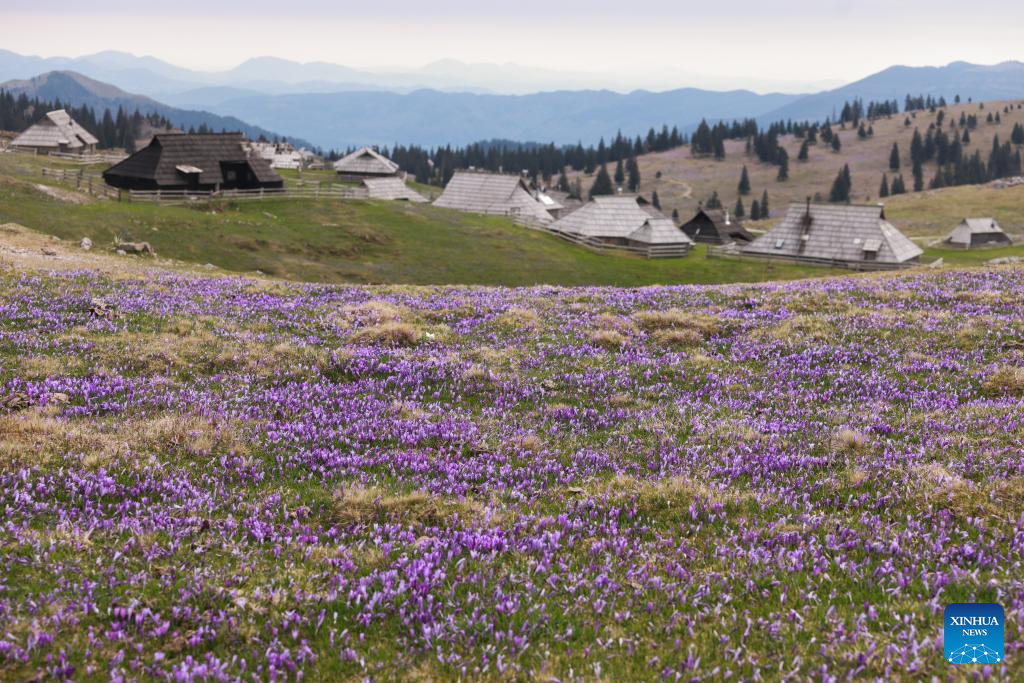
89,298 -> 113,318
41,247 -> 57,256
80,237 -> 93,251
115,241 -> 154,256
2,391 -> 31,413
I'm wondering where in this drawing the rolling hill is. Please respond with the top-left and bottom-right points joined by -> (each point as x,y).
0,71 -> 313,148
760,61 -> 1024,123
573,98 -> 1024,238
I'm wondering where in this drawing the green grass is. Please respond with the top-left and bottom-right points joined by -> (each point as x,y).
0,155 -> 827,286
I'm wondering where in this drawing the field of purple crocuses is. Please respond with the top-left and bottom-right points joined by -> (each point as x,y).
1,266 -> 1023,681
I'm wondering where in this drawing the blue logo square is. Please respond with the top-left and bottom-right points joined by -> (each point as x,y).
944,603 -> 1004,664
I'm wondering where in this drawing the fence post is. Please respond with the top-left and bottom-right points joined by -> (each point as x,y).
157,189 -> 162,203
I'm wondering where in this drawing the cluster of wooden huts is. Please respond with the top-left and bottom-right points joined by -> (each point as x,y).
7,111 -> 1016,267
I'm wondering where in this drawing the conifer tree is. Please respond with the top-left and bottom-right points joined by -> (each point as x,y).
962,127 -> 971,144
627,157 -> 641,192
651,191 -> 661,210
912,159 -> 924,192
760,189 -> 769,218
713,136 -> 726,160
798,139 -> 809,161
776,148 -> 789,181
613,159 -> 625,186
706,191 -> 722,209
750,200 -> 761,221
829,164 -> 852,203
734,196 -> 745,219
889,142 -> 900,170
671,208 -> 679,222
831,134 -> 842,153
738,166 -> 751,195
589,164 -> 614,198
879,174 -> 889,198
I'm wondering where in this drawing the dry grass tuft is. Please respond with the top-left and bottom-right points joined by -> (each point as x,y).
520,433 -> 543,451
650,328 -> 704,348
589,329 -> 627,350
587,475 -> 742,514
632,309 -> 722,337
348,322 -> 420,347
495,307 -> 539,330
830,429 -> 870,456
608,393 -> 632,407
332,485 -> 487,527
763,315 -> 835,343
982,366 -> 1024,397
462,364 -> 493,383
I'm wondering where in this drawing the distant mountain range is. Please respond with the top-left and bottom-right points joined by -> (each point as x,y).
761,61 -> 1024,122
0,71 -> 314,149
2,50 -> 1023,150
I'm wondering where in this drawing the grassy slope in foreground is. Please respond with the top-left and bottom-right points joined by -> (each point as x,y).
0,264 -> 1022,680
0,161 -> 824,286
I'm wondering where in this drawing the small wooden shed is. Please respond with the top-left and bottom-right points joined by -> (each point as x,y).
103,133 -> 283,192
433,170 -> 556,224
742,202 -> 922,269
680,208 -> 753,244
549,195 -> 694,257
944,218 -> 1012,249
11,110 -> 98,155
334,147 -> 401,180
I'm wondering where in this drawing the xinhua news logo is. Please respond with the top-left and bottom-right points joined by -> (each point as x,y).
944,603 -> 1004,664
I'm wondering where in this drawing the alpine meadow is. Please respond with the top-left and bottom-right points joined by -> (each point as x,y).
1,2 -> 1023,680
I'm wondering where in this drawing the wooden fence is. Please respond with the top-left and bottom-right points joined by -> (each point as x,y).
514,216 -> 691,259
126,184 -> 370,205
41,167 -> 121,199
47,151 -> 127,165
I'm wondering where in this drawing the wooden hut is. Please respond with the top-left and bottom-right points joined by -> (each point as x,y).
361,177 -> 428,202
103,133 -> 283,192
549,195 -> 694,258
433,170 -> 556,224
944,218 -> 1012,249
742,202 -> 922,269
334,147 -> 400,180
680,208 -> 753,244
11,110 -> 97,155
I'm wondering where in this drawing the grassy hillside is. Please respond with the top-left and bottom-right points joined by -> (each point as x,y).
0,154 -> 824,286
579,99 -> 1024,232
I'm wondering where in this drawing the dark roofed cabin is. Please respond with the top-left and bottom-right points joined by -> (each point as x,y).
680,208 -> 754,245
103,133 -> 284,192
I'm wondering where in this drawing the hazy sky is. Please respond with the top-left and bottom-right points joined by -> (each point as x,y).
4,0 -> 1023,90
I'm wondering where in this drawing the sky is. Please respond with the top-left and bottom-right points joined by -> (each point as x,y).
3,0 -> 1023,92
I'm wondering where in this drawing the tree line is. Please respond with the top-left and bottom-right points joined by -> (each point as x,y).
0,89 -> 187,152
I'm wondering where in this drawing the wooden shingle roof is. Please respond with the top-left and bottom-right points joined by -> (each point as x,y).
743,203 -> 922,265
12,110 -> 98,150
433,170 -> 554,223
681,208 -> 754,244
334,147 -> 399,176
551,196 -> 694,246
362,177 -> 428,202
103,133 -> 281,187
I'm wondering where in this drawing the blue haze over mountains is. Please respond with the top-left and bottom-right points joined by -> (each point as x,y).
2,50 -> 1023,150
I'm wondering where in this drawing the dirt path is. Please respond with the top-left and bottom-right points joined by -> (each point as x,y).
661,178 -> 693,199
0,222 -> 228,278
